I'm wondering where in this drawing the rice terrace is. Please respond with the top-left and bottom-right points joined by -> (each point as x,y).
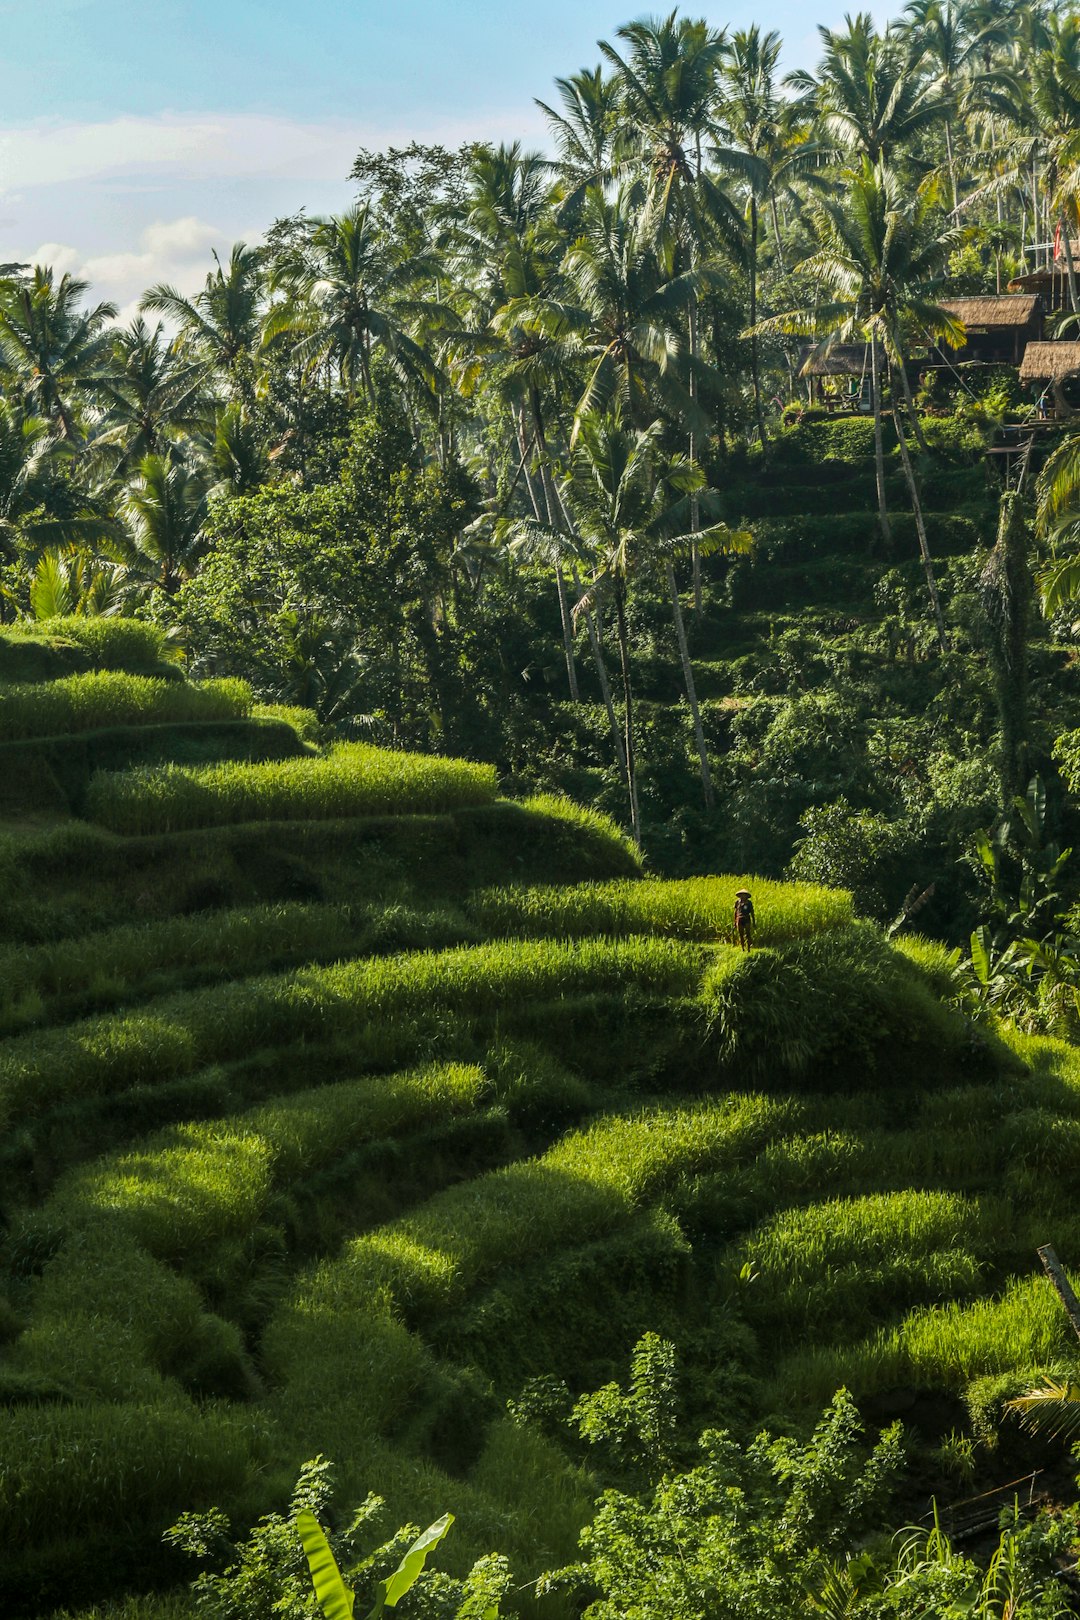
10,1 -> 1080,1617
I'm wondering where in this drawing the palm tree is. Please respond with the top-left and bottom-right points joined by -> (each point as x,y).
720,28 -> 827,438
0,267 -> 117,443
94,317 -> 211,468
505,184 -> 705,442
536,67 -> 621,226
143,244 -> 265,393
264,206 -> 441,409
896,0 -> 983,209
757,159 -> 962,649
790,13 -> 948,166
554,412 -> 750,840
118,452 -> 209,596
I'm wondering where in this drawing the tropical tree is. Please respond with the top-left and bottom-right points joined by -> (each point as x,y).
554,413 -> 750,840
0,267 -> 117,443
263,206 -> 442,409
790,12 -> 948,166
143,244 -> 265,393
759,158 -> 962,649
94,316 -> 211,468
117,452 -> 210,596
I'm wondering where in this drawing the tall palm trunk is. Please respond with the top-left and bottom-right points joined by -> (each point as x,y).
613,574 -> 641,847
870,338 -> 892,550
665,558 -> 714,808
549,475 -> 628,779
749,197 -> 769,452
895,345 -> 929,454
518,410 -> 579,701
688,291 -> 702,612
893,393 -> 949,653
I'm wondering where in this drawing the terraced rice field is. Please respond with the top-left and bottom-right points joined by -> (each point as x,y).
2,619 -> 1078,1617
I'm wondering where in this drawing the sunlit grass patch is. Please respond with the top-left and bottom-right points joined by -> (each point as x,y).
0,936 -> 702,1131
775,1271 -> 1077,1410
736,1189 -> 992,1341
85,741 -> 499,833
0,671 -> 251,741
0,900 -> 474,1035
49,1063 -> 489,1263
0,616 -> 173,678
470,874 -> 851,945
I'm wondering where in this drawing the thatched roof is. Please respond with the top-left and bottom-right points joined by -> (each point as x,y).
940,294 -> 1040,328
1019,341 -> 1080,382
797,343 -> 883,377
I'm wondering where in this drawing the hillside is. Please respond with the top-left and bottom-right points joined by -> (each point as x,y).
1,618 -> 1080,1617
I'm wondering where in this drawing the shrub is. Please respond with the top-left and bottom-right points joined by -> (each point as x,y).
85,743 -> 499,833
0,673 -> 251,741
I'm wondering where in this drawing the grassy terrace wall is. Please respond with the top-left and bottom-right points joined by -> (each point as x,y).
1,618 -> 1078,1620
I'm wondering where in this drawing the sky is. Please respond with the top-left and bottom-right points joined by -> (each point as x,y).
0,0 -> 887,322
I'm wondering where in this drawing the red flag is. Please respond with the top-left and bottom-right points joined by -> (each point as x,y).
1054,220 -> 1063,261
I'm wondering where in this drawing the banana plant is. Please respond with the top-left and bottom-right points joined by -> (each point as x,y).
297,1507 -> 455,1620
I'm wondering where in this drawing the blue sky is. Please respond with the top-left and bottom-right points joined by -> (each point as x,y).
0,0 -> 886,316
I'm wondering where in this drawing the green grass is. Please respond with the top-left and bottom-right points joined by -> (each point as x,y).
0,673 -> 252,742
470,874 -> 851,945
0,901 -> 474,1035
49,1063 -> 490,1264
0,617 -> 175,681
775,1272 -> 1078,1410
0,936 -> 704,1132
85,742 -> 499,833
735,1189 -> 993,1342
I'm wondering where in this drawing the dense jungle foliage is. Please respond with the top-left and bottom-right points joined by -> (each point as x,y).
10,2 -> 1080,1617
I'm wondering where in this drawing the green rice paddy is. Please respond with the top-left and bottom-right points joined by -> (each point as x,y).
1,623 -> 1078,1616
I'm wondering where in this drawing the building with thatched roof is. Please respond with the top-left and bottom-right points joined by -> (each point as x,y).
1008,250 -> 1080,312
932,294 -> 1042,365
797,343 -> 884,377
1018,341 -> 1080,383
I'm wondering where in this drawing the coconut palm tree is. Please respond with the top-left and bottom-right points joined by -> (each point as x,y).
757,158 -> 963,649
263,206 -> 442,409
551,411 -> 751,839
117,452 -> 210,596
94,317 -> 212,469
536,67 -> 621,227
0,267 -> 117,443
789,12 -> 948,166
143,244 -> 265,394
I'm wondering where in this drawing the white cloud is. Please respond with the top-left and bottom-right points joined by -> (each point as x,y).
29,216 -> 229,315
0,107 -> 545,196
0,106 -> 546,310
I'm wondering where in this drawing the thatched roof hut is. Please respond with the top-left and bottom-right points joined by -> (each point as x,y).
940,294 -> 1040,328
797,343 -> 883,377
1018,341 -> 1080,383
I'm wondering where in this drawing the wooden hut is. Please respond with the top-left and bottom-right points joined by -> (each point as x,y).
1008,250 -> 1080,314
936,294 -> 1043,365
1018,340 -> 1080,415
796,343 -> 884,408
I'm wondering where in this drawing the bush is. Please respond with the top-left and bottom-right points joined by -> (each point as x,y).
85,742 -> 499,833
0,673 -> 251,741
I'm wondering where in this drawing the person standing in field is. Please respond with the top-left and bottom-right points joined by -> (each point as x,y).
734,888 -> 755,951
